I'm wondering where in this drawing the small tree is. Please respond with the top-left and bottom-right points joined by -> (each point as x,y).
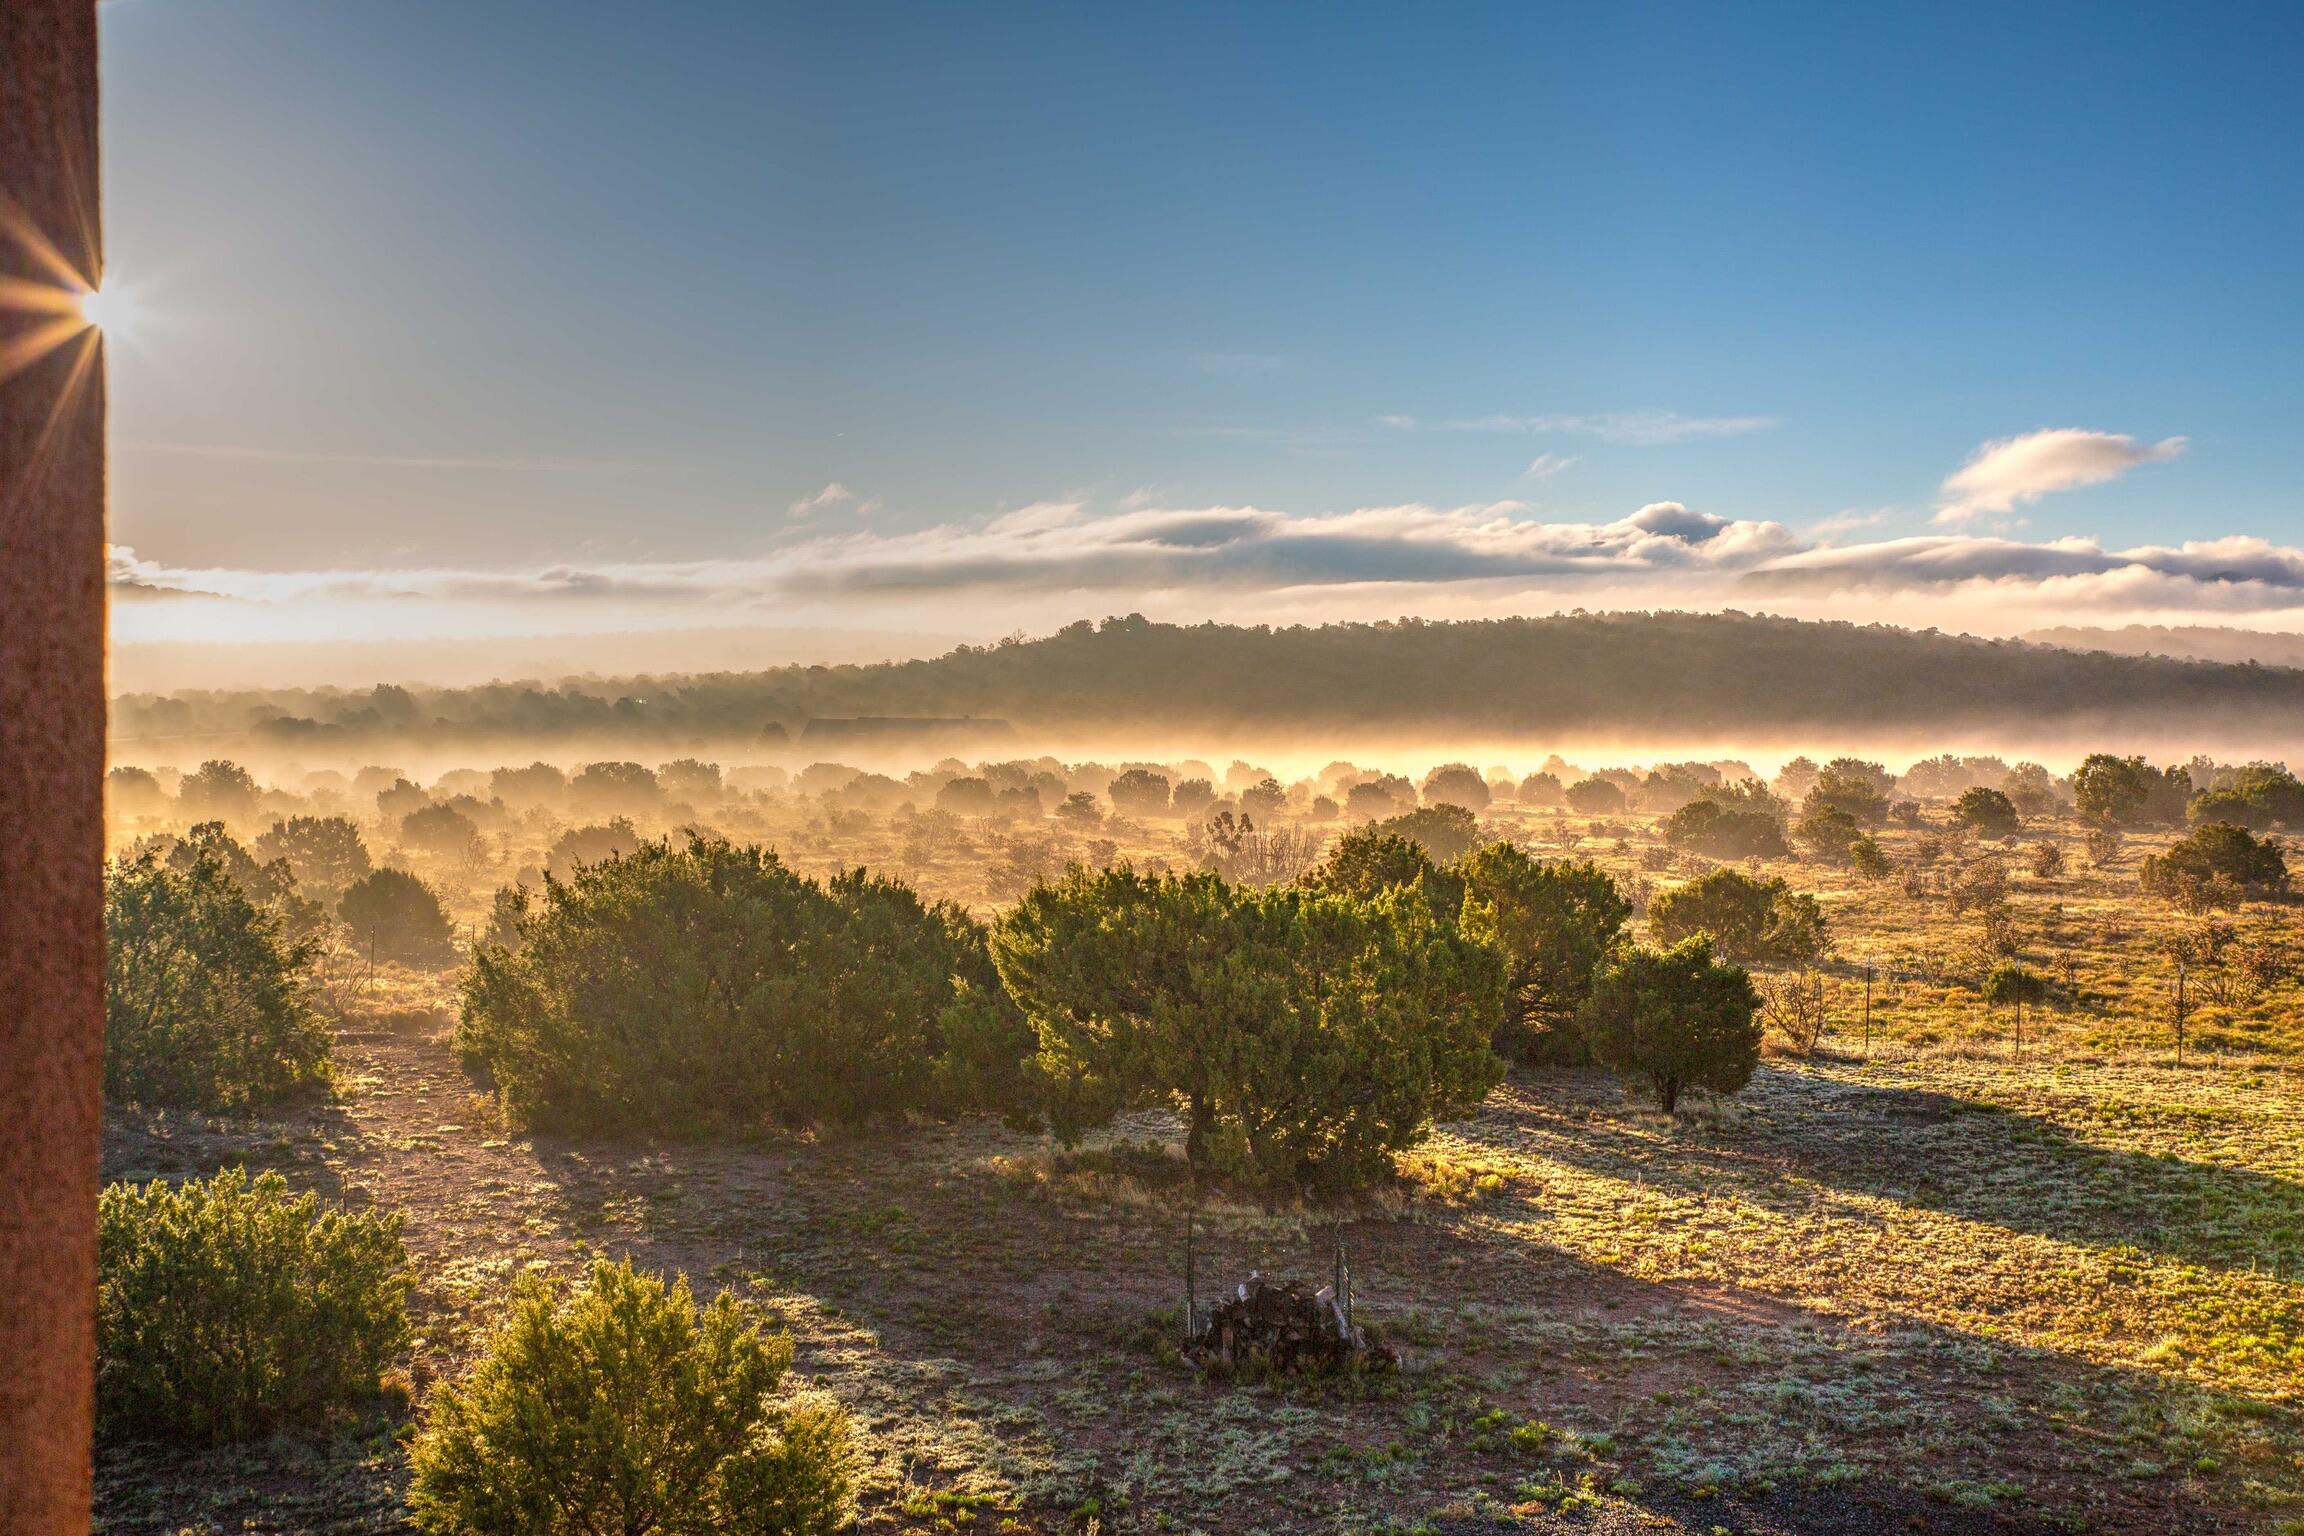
1516,771 -> 1564,808
256,814 -> 372,901
1795,803 -> 1863,862
569,759 -> 665,816
105,850 -> 331,1111
338,867 -> 460,967
459,837 -> 1030,1133
1369,803 -> 1481,862
1304,826 -> 1462,915
1455,844 -> 1630,1059
1664,792 -> 1788,859
1419,762 -> 1492,812
1849,836 -> 1891,879
992,867 -> 1504,1192
1240,777 -> 1288,818
2141,821 -> 2290,909
400,802 -> 484,861
99,1169 -> 410,1444
1564,777 -> 1628,814
2074,753 -> 2190,827
177,758 -> 261,823
409,1259 -> 854,1536
1107,768 -> 1172,817
545,817 -> 642,878
1579,937 -> 1763,1114
1802,761 -> 1889,826
1953,786 -> 2021,839
1649,867 -> 1826,965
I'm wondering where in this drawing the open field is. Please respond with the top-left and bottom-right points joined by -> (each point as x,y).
94,759 -> 2304,1533
98,1006 -> 2302,1534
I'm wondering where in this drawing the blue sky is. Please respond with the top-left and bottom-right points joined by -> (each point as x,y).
91,1 -> 2304,677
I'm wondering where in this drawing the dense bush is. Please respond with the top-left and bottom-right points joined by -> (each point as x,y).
1953,786 -> 2022,838
458,836 -> 1031,1133
1304,826 -> 1463,915
1648,868 -> 1826,965
105,849 -> 331,1110
1579,936 -> 1763,1114
1794,803 -> 1863,862
2187,762 -> 2304,831
1455,844 -> 1629,1059
98,1169 -> 411,1444
409,1259 -> 854,1536
255,814 -> 372,900
1419,762 -> 1491,811
1366,803 -> 1480,862
339,867 -> 460,966
1107,766 -> 1172,816
2074,753 -> 2191,826
1564,776 -> 1628,814
993,866 -> 1504,1192
1663,795 -> 1787,859
1801,760 -> 1890,825
2141,822 -> 2290,910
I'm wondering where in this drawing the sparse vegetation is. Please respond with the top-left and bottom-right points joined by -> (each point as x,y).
91,730 -> 2304,1534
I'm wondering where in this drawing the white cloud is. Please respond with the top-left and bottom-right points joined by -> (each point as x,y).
1935,428 -> 2186,525
1523,453 -> 1579,480
110,499 -> 2304,649
788,482 -> 853,519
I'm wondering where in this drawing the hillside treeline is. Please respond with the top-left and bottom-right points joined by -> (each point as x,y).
111,611 -> 2304,749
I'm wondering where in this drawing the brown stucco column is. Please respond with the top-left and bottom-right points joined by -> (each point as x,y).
0,1 -> 105,1530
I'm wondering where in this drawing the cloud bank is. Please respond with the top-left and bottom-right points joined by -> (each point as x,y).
109,501 -> 2304,654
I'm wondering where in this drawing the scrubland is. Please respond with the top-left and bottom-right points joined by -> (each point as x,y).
95,750 -> 2304,1534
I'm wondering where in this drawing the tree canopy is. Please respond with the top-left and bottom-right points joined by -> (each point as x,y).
991,866 -> 1504,1193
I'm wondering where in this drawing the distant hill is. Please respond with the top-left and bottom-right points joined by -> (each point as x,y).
2022,624 -> 2304,669
110,611 -> 2304,754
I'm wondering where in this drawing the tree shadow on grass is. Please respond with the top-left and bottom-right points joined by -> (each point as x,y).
1476,1063 -> 2304,1278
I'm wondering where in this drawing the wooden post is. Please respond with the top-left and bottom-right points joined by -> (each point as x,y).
1861,963 -> 1873,1061
0,3 -> 105,1529
1182,1190 -> 1196,1344
2173,956 -> 2187,1068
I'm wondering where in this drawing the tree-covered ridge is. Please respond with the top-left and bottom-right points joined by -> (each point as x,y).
112,611 -> 2304,748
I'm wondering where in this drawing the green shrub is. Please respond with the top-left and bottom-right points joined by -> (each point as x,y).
1795,803 -> 1863,861
105,849 -> 331,1111
1801,760 -> 1890,825
1648,867 -> 1827,965
97,1169 -> 411,1444
1455,844 -> 1629,1060
1579,937 -> 1763,1114
338,867 -> 460,967
1367,803 -> 1481,862
458,836 -> 1031,1134
1663,797 -> 1787,859
409,1259 -> 854,1536
1952,786 -> 2022,838
2074,753 -> 2191,827
994,866 -> 1504,1192
1303,825 -> 1463,915
2140,821 -> 2291,910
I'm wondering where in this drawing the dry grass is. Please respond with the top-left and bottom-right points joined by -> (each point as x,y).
92,791 -> 2304,1533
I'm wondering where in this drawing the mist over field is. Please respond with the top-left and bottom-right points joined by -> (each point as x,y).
110,612 -> 2304,784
